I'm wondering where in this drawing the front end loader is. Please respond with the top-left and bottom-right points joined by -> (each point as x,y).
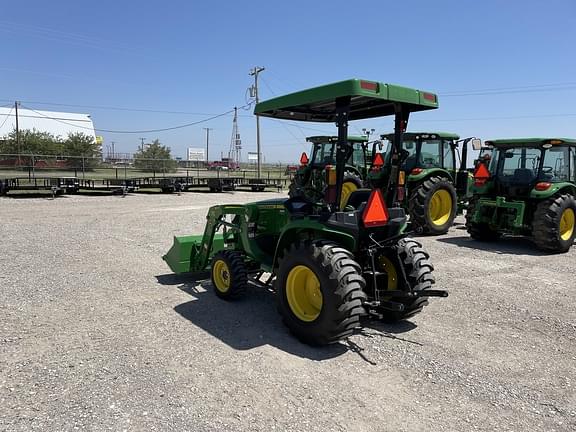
164,79 -> 448,345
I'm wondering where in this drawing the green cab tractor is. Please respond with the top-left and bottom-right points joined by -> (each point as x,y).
163,79 -> 447,345
288,135 -> 369,208
466,138 -> 576,253
369,132 -> 482,234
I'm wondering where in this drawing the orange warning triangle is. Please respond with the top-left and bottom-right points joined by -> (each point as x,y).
474,162 -> 490,180
363,189 -> 389,227
372,152 -> 384,167
300,152 -> 309,165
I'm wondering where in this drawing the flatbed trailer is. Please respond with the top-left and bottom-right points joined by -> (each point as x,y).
0,177 -> 79,195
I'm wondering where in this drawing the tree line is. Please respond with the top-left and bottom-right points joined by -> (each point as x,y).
0,129 -> 177,172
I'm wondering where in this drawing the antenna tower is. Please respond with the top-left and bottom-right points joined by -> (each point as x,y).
228,107 -> 242,168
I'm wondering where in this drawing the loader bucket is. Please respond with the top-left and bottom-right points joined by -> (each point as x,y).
163,234 -> 225,274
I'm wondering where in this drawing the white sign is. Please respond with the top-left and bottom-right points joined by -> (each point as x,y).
247,152 -> 259,162
187,147 -> 206,162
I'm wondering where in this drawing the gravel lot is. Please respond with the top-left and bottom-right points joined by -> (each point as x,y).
1,191 -> 575,432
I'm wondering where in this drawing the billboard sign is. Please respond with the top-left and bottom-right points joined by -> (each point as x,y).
187,147 -> 206,161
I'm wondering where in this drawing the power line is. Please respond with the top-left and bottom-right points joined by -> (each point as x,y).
440,82 -> 576,97
412,113 -> 576,122
0,106 -> 13,129
21,103 -> 252,134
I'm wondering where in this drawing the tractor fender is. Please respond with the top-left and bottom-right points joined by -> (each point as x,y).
530,182 -> 576,199
272,221 -> 357,270
407,168 -> 454,184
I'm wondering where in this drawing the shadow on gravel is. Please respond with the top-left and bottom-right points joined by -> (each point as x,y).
437,235 -> 553,256
156,273 -> 421,362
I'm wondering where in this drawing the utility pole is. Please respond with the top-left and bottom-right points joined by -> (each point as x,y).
203,127 -> 213,163
111,141 -> 116,161
139,137 -> 146,152
15,101 -> 20,165
249,66 -> 265,178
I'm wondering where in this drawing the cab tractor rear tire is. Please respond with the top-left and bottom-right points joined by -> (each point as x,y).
532,194 -> 576,253
378,238 -> 436,322
409,176 -> 457,235
210,250 -> 248,300
340,171 -> 363,210
465,197 -> 501,241
275,241 -> 367,345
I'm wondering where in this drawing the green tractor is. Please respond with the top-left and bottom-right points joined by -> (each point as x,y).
466,138 -> 576,253
369,132 -> 482,234
163,79 -> 447,345
288,135 -> 369,209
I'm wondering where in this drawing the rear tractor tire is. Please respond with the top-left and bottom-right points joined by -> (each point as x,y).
532,194 -> 576,253
210,250 -> 248,300
378,238 -> 436,322
275,241 -> 367,345
340,170 -> 363,210
409,177 -> 457,235
465,197 -> 501,241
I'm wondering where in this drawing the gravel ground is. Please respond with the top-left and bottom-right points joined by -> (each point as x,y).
1,191 -> 575,432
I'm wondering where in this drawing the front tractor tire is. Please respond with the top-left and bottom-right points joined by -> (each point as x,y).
275,241 -> 367,345
409,177 -> 457,235
532,194 -> 576,253
210,250 -> 248,300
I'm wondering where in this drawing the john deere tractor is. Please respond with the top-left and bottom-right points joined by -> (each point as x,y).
369,132 -> 482,234
163,79 -> 447,345
288,135 -> 369,208
466,138 -> 576,253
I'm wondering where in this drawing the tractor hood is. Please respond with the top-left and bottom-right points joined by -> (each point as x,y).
254,79 -> 438,122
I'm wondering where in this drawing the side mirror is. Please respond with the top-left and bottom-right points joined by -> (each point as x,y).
471,138 -> 482,151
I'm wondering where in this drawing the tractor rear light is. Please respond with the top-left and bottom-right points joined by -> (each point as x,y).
325,165 -> 337,186
474,163 -> 490,187
398,170 -> 406,186
363,189 -> 389,227
535,182 -> 552,191
360,81 -> 378,91
422,92 -> 437,103
411,168 -> 423,175
300,152 -> 309,165
396,185 -> 405,202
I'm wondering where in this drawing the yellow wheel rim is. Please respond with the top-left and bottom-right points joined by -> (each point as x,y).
428,189 -> 453,227
379,256 -> 398,291
212,259 -> 231,293
340,181 -> 358,210
286,265 -> 323,322
559,208 -> 575,241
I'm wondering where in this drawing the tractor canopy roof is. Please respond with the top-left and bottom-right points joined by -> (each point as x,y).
485,138 -> 576,147
254,79 -> 438,122
380,131 -> 460,141
306,135 -> 368,144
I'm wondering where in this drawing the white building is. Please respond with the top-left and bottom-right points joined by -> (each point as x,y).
0,106 -> 98,143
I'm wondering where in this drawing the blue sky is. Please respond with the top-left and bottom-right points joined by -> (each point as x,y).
1,0 -> 575,162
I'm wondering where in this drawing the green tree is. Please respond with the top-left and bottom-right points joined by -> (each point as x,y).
63,132 -> 102,169
134,139 -> 177,175
0,128 -> 62,155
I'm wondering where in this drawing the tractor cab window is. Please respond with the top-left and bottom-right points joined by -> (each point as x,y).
498,147 -> 541,183
442,140 -> 454,170
349,145 -> 367,167
541,146 -> 571,182
419,139 -> 442,168
572,147 -> 576,182
312,142 -> 335,165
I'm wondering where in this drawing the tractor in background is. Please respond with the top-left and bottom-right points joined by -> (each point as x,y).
369,132 -> 482,234
164,79 -> 447,345
466,138 -> 576,252
288,135 -> 369,209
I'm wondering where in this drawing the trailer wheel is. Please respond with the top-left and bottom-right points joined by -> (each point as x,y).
465,197 -> 501,241
380,238 -> 436,321
275,241 -> 366,345
210,250 -> 248,300
409,176 -> 457,234
533,194 -> 576,253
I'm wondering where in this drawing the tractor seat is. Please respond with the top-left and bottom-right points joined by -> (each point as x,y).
346,188 -> 372,209
511,168 -> 535,184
